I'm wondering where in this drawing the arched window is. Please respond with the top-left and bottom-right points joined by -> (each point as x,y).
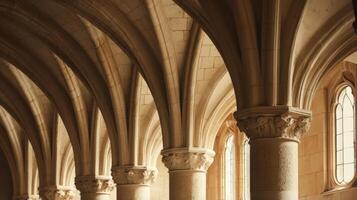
335,86 -> 356,184
243,140 -> 250,200
225,135 -> 235,200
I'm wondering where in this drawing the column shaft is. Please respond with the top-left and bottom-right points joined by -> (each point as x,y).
235,106 -> 311,200
250,138 -> 298,200
80,193 -> 110,200
169,170 -> 206,200
116,185 -> 150,200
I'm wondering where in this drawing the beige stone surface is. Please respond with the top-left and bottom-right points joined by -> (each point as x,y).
0,0 -> 355,199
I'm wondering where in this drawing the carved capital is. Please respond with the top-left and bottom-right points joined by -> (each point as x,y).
234,106 -> 311,141
112,166 -> 157,185
75,176 -> 115,194
161,148 -> 215,172
39,186 -> 75,200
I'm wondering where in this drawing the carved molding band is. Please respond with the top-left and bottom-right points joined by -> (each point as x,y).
234,106 -> 312,140
161,148 -> 215,172
75,176 -> 115,194
112,166 -> 157,185
39,186 -> 75,200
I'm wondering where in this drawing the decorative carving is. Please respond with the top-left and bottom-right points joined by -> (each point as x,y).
161,148 -> 215,172
39,186 -> 75,200
234,106 -> 311,141
112,166 -> 157,185
75,176 -> 115,194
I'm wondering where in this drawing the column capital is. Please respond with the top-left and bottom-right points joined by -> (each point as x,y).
161,148 -> 215,172
234,106 -> 312,140
39,186 -> 75,200
75,176 -> 115,194
112,166 -> 157,185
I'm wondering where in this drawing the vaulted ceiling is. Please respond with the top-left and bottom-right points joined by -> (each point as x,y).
0,0 -> 354,197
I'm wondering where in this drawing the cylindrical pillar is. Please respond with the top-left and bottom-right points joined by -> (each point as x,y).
75,176 -> 115,200
112,166 -> 157,200
250,138 -> 298,200
116,184 -> 150,200
235,106 -> 311,200
13,195 -> 40,200
161,148 -> 215,200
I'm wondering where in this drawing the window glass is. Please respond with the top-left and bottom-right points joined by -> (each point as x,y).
225,135 -> 235,200
244,140 -> 250,200
335,86 -> 356,184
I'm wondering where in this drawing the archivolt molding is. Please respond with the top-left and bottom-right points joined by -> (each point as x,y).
0,1 -> 124,167
9,66 -> 53,154
0,70 -> 50,186
0,118 -> 25,196
100,138 -> 112,176
293,6 -> 355,109
25,141 -> 40,198
56,57 -> 91,174
145,0 -> 180,105
0,108 -> 25,173
203,93 -> 236,149
144,123 -> 162,168
0,1 -> 352,199
84,20 -> 129,166
0,19 -> 86,177
195,69 -> 233,147
279,0 -> 308,105
54,0 -> 174,148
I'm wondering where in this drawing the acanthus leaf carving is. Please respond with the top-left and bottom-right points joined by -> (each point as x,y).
111,166 -> 157,185
75,176 -> 115,194
234,106 -> 311,141
39,186 -> 75,200
161,148 -> 215,172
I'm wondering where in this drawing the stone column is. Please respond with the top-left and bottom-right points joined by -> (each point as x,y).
39,186 -> 75,200
75,176 -> 115,200
235,106 -> 311,200
13,195 -> 40,200
112,166 -> 157,200
161,148 -> 215,200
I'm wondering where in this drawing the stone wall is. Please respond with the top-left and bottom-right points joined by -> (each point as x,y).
299,62 -> 357,200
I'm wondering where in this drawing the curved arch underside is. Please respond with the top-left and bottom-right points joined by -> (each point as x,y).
0,0 -> 354,198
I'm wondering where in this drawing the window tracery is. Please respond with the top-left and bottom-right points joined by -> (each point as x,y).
335,86 -> 356,184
